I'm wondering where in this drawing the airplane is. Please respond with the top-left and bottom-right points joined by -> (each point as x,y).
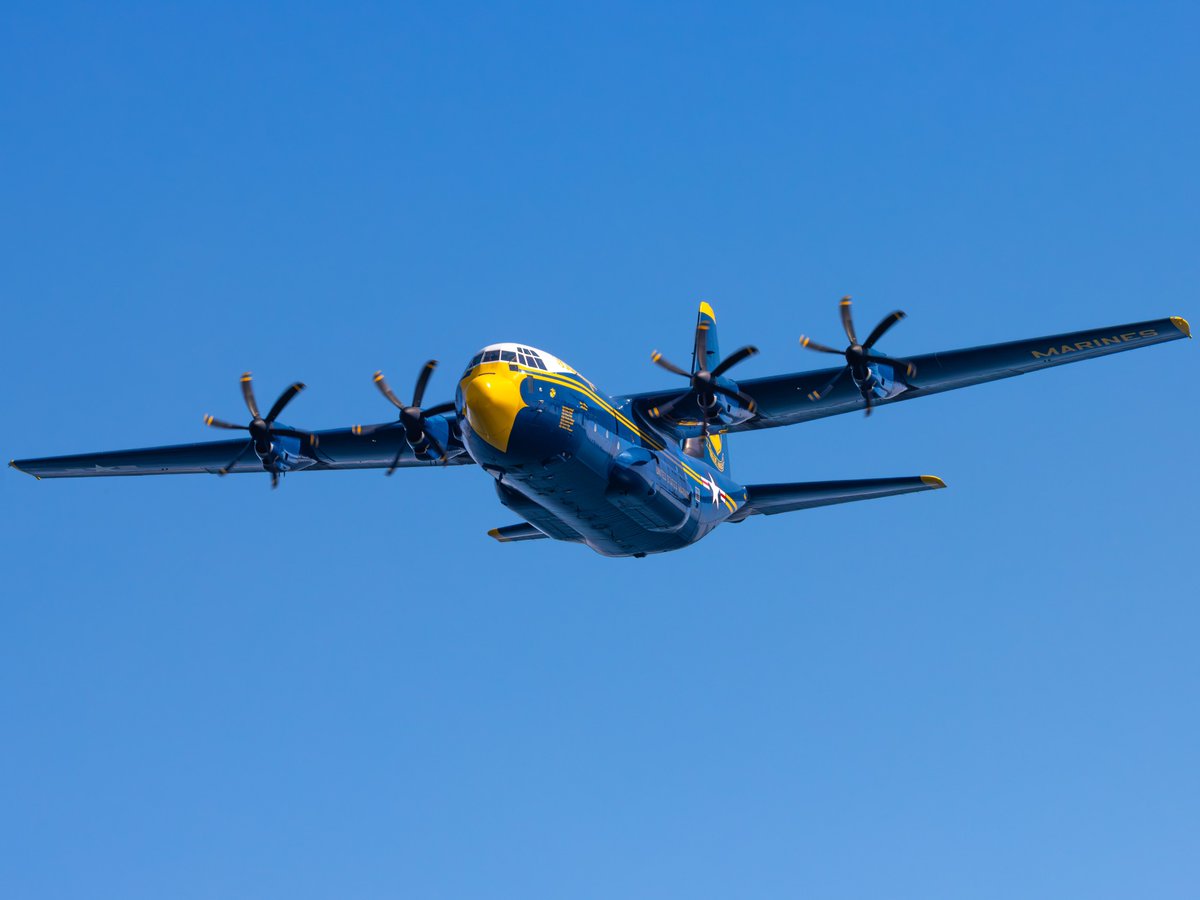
9,300 -> 1192,558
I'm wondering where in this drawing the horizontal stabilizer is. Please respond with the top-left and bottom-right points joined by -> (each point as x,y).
731,475 -> 945,520
488,522 -> 549,543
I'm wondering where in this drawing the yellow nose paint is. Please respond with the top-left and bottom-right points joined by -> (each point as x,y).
462,365 -> 527,453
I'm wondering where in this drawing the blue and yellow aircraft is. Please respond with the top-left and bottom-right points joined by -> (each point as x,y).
10,301 -> 1192,557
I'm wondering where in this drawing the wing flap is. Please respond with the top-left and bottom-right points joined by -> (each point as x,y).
731,474 -> 945,520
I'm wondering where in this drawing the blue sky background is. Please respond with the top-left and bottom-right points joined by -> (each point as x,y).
2,3 -> 1197,897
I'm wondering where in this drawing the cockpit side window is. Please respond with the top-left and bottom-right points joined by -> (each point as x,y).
516,347 -> 547,369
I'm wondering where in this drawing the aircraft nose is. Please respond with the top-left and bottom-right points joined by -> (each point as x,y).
462,368 -> 527,453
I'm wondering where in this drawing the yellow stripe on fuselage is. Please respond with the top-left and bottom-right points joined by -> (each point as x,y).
494,364 -> 737,512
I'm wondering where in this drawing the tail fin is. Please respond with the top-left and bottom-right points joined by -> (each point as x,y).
692,301 -> 730,475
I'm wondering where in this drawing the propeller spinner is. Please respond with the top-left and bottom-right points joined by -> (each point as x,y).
352,361 -> 456,474
648,320 -> 759,434
799,297 -> 917,416
203,372 -> 313,487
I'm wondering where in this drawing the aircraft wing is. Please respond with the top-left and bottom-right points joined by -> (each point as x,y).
625,315 -> 1190,431
9,422 -> 474,479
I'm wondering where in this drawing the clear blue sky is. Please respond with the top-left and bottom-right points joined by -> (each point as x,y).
2,3 -> 1196,897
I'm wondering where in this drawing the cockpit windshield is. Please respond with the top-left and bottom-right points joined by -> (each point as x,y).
464,345 -> 549,375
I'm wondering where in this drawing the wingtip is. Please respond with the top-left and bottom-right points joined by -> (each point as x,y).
1171,316 -> 1191,339
920,475 -> 947,489
10,459 -> 40,480
487,528 -> 509,543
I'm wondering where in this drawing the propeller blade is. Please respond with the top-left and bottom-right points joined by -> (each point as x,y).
839,297 -> 858,345
806,367 -> 848,401
799,336 -> 844,355
425,430 -> 449,464
650,351 -> 691,379
693,322 -> 711,373
863,389 -> 874,417
351,422 -> 395,437
203,415 -> 249,431
422,400 -> 456,417
711,382 -> 757,413
270,470 -> 280,489
710,345 -> 759,377
412,360 -> 437,408
373,371 -> 406,411
240,372 -> 260,419
862,353 -> 917,377
647,391 -> 691,420
862,310 -> 906,350
385,444 -> 405,476
216,440 -> 255,476
265,382 -> 306,424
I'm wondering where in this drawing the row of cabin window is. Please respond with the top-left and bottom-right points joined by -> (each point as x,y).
468,348 -> 548,369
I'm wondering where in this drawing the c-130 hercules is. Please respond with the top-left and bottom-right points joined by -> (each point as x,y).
10,300 -> 1191,557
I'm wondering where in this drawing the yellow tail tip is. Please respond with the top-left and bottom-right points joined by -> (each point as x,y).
1171,316 -> 1191,338
920,475 -> 947,489
698,301 -> 716,322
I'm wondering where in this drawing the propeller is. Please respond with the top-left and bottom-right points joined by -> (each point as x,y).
799,296 -> 917,416
352,360 -> 456,474
648,320 -> 759,434
203,372 -> 313,487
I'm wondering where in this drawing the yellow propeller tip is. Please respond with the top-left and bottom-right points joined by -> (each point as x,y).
373,371 -> 384,381
240,372 -> 252,380
800,336 -> 810,346
920,475 -> 947,489
840,296 -> 852,304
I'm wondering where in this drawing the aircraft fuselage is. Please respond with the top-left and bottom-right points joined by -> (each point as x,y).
456,344 -> 745,557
